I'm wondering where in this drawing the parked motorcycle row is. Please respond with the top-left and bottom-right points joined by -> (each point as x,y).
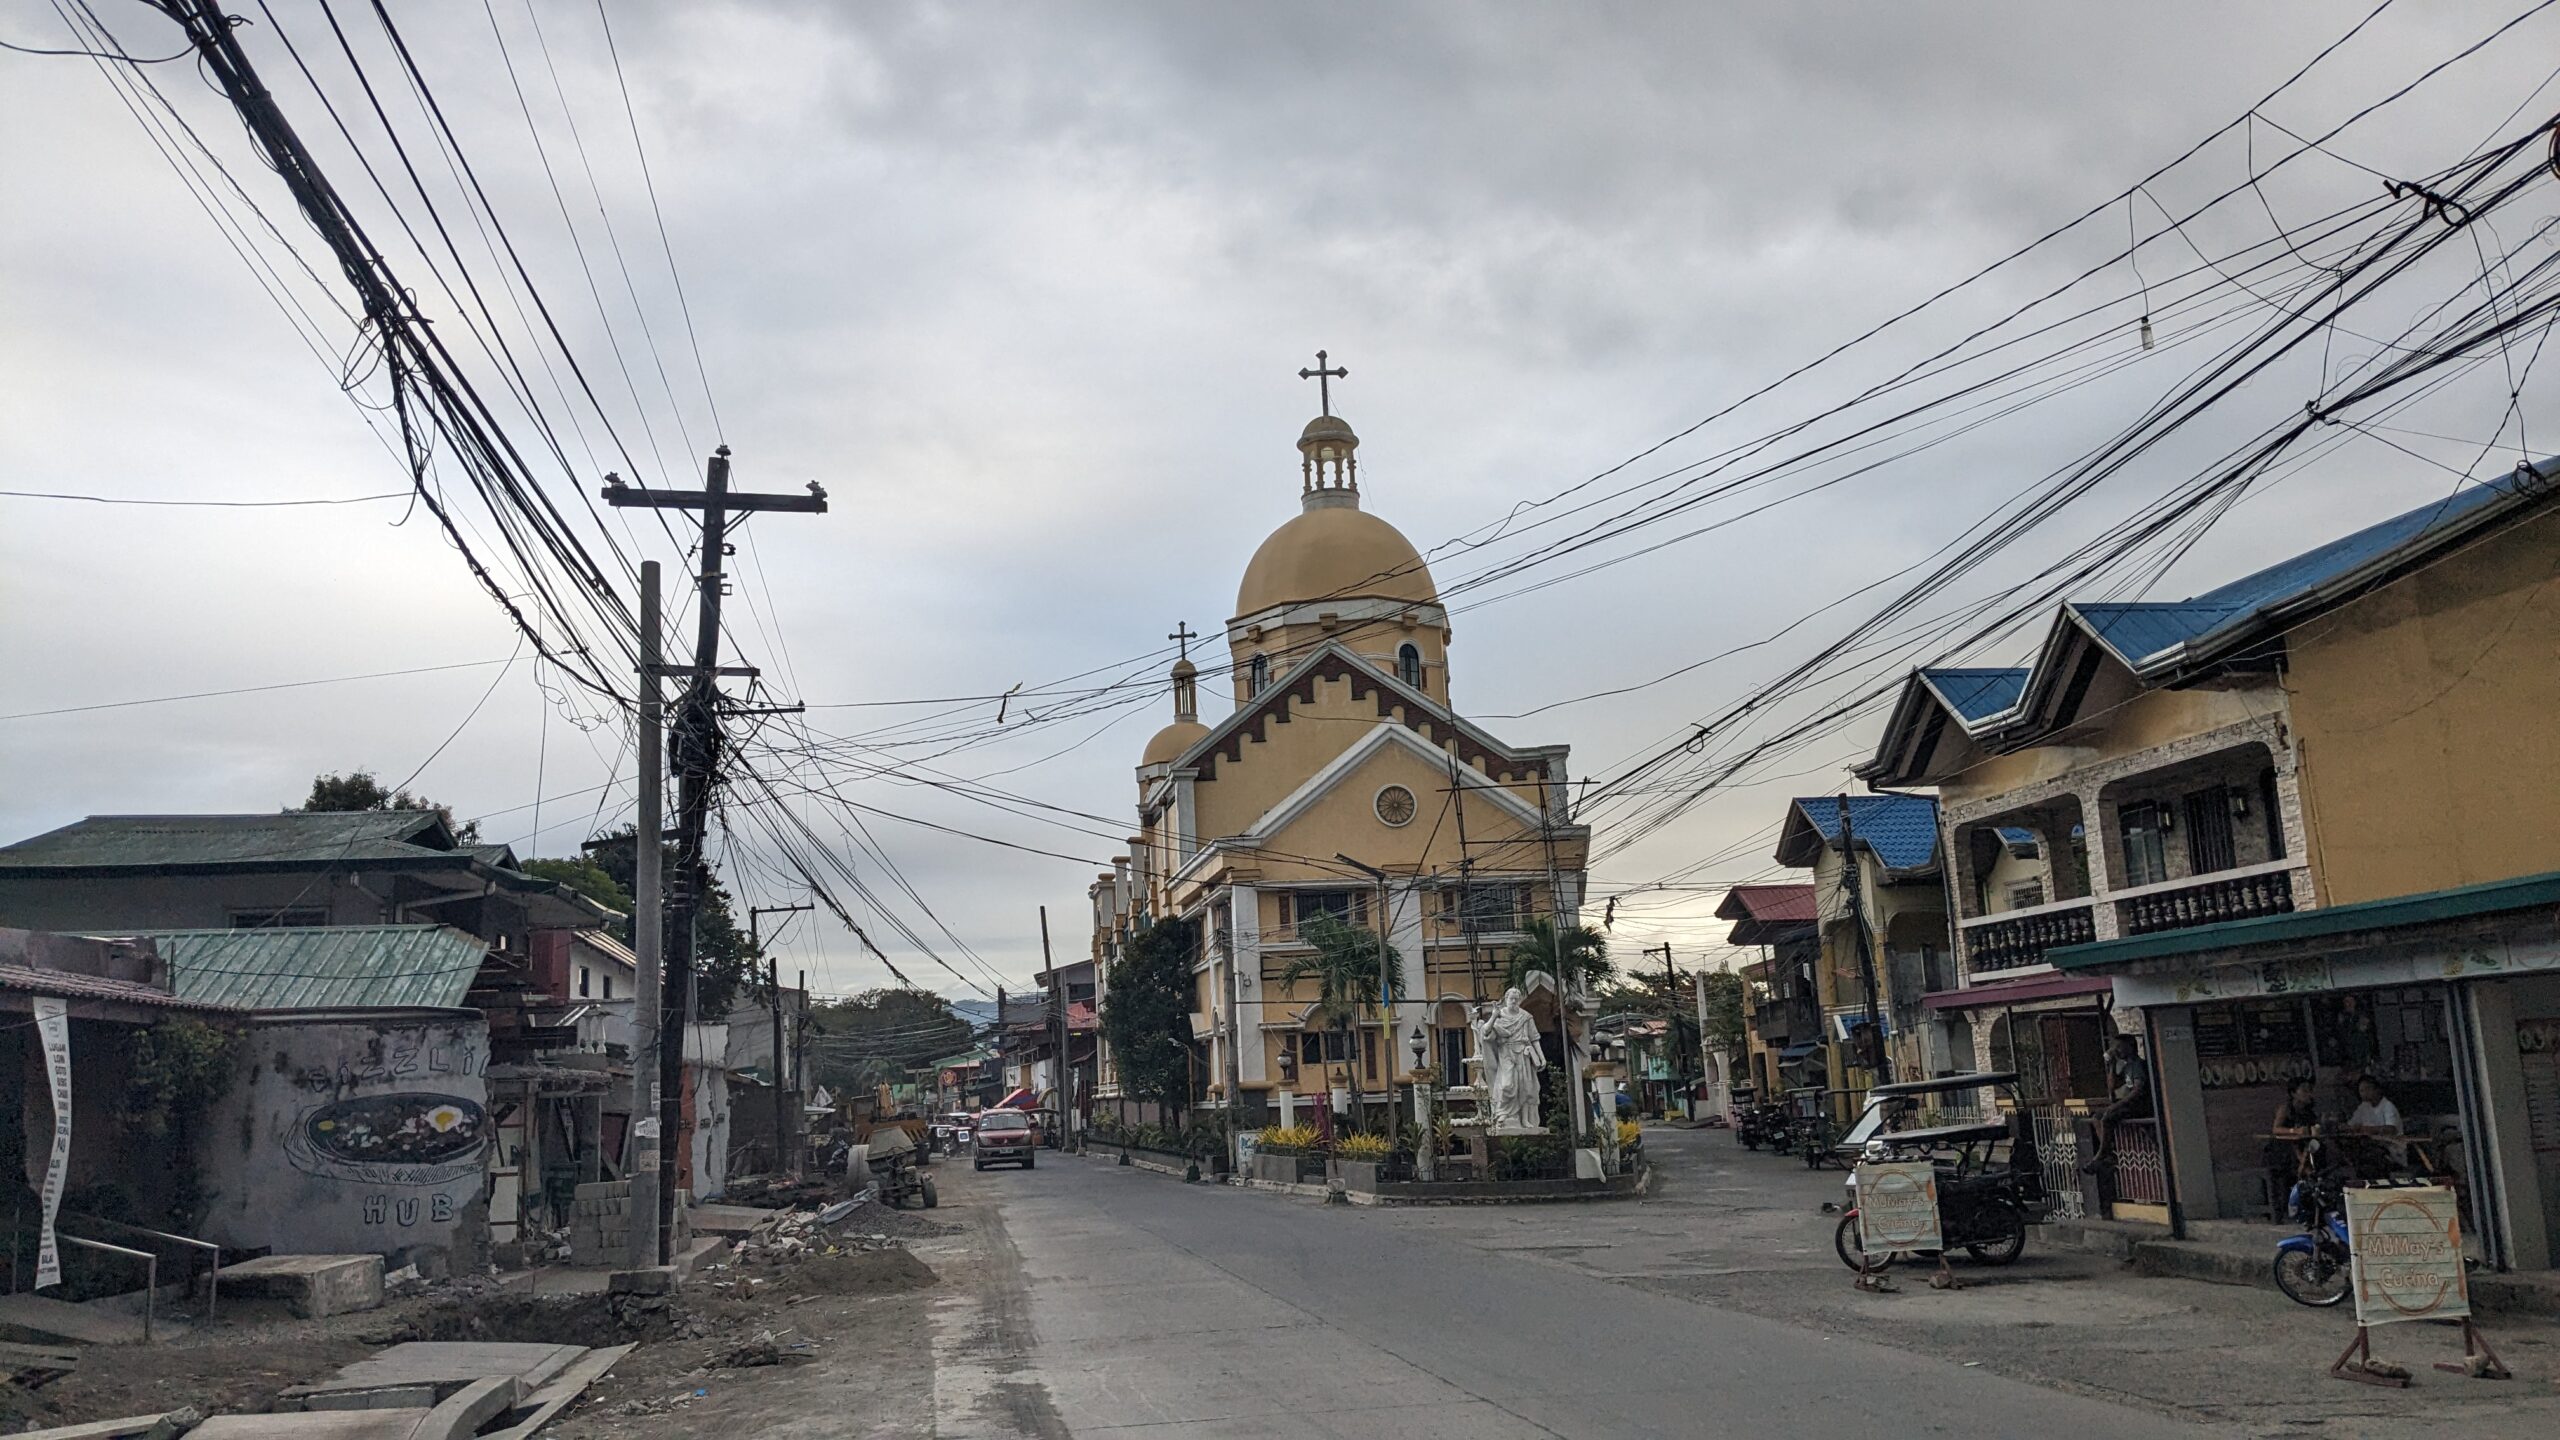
1731,1085 -> 1846,1169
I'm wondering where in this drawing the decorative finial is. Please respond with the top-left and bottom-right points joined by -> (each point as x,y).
1167,621 -> 1198,663
1297,349 -> 1348,416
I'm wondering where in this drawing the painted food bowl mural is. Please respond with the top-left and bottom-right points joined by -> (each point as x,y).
287,1092 -> 488,1185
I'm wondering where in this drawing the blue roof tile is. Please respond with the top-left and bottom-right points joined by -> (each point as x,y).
2069,467 -> 2542,668
1920,668 -> 2028,723
1789,793 -> 1940,871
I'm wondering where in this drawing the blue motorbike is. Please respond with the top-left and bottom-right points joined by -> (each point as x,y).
2273,1174 -> 2351,1307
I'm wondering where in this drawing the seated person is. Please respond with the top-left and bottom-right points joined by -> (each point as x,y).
2347,1076 -> 2403,1134
2261,1076 -> 2320,1217
2339,1076 -> 2408,1179
2081,1033 -> 2153,1174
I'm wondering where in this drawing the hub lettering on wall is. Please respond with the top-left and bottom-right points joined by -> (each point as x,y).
361,1192 -> 459,1227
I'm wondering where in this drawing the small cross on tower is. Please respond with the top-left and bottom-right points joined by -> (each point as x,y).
1297,349 -> 1348,416
1167,621 -> 1198,662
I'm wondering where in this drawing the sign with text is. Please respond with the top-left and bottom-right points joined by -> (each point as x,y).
2344,1184 -> 2469,1326
33,997 -> 70,1290
1855,1160 -> 1942,1255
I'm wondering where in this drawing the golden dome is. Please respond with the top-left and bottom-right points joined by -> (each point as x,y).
1234,504 -> 1439,618
1141,718 -> 1211,766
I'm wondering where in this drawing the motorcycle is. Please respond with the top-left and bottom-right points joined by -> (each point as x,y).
2273,1172 -> 2352,1307
1828,1073 -> 2048,1273
1736,1093 -> 1788,1151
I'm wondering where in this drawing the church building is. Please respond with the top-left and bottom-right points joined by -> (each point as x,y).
1088,372 -> 1593,1136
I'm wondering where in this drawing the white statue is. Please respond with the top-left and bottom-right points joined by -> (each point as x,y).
1472,988 -> 1546,1134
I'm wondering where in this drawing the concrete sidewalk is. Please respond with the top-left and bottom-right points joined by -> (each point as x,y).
2051,1214 -> 2560,1317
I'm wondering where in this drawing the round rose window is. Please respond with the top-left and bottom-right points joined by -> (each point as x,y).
1375,784 -> 1418,827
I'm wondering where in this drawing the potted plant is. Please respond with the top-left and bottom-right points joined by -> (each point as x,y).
1334,1131 -> 1391,1193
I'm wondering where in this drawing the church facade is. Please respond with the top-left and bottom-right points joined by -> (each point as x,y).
1088,390 -> 1592,1136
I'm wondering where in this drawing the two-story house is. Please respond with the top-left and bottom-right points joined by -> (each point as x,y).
1860,459 -> 2560,1270
1768,794 -> 1953,1116
1716,883 -> 1820,1096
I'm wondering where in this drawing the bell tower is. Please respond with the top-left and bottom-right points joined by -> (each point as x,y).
1296,349 -> 1358,508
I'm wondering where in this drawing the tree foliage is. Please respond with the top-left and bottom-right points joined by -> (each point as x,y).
1278,913 -> 1395,1026
1102,919 -> 1199,1116
578,825 -> 757,1017
807,987 -> 975,1095
1277,913 -> 1400,1119
296,769 -> 479,843
521,857 -> 633,918
1503,916 -> 1612,994
1695,968 -> 1747,1053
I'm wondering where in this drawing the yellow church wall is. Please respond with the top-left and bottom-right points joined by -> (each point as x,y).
1229,614 -> 1451,707
2287,504 -> 2560,905
1254,740 -> 1529,879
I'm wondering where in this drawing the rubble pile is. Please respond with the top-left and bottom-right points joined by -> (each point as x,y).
720,1174 -> 841,1208
721,1197 -> 904,1269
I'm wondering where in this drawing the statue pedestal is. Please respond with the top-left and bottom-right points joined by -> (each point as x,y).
1486,1125 -> 1550,1138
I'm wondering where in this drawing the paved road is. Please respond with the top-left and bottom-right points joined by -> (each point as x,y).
929,1146 -> 2218,1439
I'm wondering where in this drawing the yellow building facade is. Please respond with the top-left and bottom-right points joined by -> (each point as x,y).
1091,401 -> 1592,1128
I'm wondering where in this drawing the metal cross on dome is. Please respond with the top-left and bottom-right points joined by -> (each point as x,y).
1297,349 -> 1348,415
1167,621 -> 1198,661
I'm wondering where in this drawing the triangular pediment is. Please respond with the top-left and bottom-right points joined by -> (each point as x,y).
1174,640 -> 1554,787
1237,722 -> 1549,854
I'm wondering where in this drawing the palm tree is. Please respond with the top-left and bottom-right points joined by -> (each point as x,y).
1278,913 -> 1397,1133
1503,916 -> 1612,995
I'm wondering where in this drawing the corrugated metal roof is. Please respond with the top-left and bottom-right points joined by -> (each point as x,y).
0,812 -> 459,872
0,963 -> 240,1015
1714,884 -> 1817,924
1919,667 -> 2028,723
1783,794 -> 1941,872
2069,467 -> 2542,669
132,925 -> 488,1010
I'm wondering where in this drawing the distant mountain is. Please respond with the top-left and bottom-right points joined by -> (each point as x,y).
948,998 -> 999,1029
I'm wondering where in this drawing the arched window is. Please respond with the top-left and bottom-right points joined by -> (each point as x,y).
1397,643 -> 1424,690
1247,652 -> 1270,696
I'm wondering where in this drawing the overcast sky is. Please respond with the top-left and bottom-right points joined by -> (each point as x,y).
5,1 -> 2556,1000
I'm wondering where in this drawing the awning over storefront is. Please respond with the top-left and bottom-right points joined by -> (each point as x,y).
1776,1042 -> 1822,1062
1922,974 -> 2116,1009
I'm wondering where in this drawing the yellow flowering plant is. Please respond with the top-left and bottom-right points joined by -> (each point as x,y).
1335,1132 -> 1393,1161
1256,1124 -> 1320,1154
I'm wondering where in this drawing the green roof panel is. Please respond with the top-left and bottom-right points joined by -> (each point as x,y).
135,924 -> 489,1011
0,812 -> 460,873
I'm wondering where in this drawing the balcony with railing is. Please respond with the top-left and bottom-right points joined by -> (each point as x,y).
1958,897 -> 2096,977
2113,859 -> 2298,936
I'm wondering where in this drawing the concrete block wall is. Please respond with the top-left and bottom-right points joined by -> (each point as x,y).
569,1180 -> 690,1266
569,1181 -> 630,1266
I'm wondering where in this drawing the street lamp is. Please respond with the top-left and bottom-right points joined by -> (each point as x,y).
1407,1023 -> 1436,1182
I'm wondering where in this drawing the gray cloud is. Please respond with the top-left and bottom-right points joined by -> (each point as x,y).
5,0 -> 2554,994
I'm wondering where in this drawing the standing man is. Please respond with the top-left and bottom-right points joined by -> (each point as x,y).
2082,1032 -> 2152,1174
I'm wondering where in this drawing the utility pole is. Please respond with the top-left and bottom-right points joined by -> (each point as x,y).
1445,751 -> 1479,993
750,904 -> 813,1178
1336,854 -> 1395,1130
1834,795 -> 1893,1092
1039,906 -> 1071,1152
627,562 -> 665,1271
1644,942 -> 1678,1116
606,448 -> 826,1258
1538,778 -> 1589,1150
